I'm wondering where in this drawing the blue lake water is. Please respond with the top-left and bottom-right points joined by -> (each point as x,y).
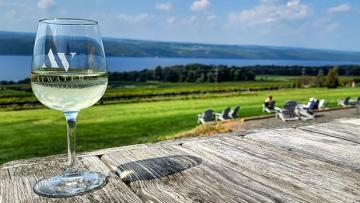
0,55 -> 359,81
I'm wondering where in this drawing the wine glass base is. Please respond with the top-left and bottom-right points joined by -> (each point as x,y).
33,171 -> 108,198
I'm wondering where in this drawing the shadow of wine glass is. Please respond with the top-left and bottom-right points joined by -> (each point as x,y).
116,155 -> 202,184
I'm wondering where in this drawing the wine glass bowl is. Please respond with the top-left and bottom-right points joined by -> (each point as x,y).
31,18 -> 108,197
31,18 -> 107,112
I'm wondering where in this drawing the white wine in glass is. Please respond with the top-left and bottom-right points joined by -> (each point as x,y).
31,18 -> 108,197
31,71 -> 108,111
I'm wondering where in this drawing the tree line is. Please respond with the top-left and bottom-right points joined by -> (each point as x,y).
108,64 -> 360,83
1,64 -> 360,85
109,64 -> 256,82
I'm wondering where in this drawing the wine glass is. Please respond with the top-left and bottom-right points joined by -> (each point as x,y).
31,18 -> 108,197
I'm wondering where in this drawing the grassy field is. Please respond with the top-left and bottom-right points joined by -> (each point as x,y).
0,86 -> 359,164
2,75 -> 358,107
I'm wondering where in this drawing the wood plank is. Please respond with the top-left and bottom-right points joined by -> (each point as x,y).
102,143 -> 299,203
336,118 -> 360,125
79,143 -> 149,157
0,156 -> 143,203
246,128 -> 360,171
176,136 -> 360,203
102,135 -> 360,202
299,119 -> 360,144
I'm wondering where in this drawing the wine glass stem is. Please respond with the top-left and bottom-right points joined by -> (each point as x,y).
64,111 -> 79,175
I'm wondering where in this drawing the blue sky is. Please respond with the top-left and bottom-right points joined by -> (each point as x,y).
0,0 -> 359,51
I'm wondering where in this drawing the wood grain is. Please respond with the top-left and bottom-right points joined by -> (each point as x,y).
102,144 -> 294,203
245,128 -> 360,171
177,136 -> 360,203
102,133 -> 360,203
299,119 -> 360,144
0,156 -> 143,203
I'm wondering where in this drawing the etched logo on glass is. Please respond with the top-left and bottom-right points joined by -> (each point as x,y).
41,48 -> 77,72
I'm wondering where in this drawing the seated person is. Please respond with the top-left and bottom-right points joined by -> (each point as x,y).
263,96 -> 276,113
264,96 -> 273,108
307,99 -> 319,114
303,97 -> 318,110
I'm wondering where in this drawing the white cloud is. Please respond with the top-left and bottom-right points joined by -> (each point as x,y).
117,13 -> 153,23
191,0 -> 209,11
37,0 -> 55,10
155,2 -> 172,11
167,16 -> 176,24
327,4 -> 351,13
228,0 -> 310,26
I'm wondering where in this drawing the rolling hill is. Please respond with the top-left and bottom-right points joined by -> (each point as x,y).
0,31 -> 360,61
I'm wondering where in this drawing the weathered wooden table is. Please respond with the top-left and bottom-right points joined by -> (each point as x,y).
1,118 -> 360,203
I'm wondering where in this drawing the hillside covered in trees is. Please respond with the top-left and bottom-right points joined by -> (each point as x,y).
1,31 -> 360,61
108,64 -> 360,83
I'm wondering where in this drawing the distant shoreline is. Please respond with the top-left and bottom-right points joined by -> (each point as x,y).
1,55 -> 360,81
1,54 -> 360,63
1,31 -> 360,61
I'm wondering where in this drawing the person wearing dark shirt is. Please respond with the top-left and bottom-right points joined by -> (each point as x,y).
264,96 -> 273,108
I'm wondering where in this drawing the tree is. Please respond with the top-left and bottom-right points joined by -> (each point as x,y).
196,72 -> 206,82
325,67 -> 340,88
186,71 -> 196,82
233,69 -> 243,81
145,70 -> 155,81
154,66 -> 163,81
301,67 -> 306,76
207,72 -> 216,82
244,70 -> 255,81
315,68 -> 325,87
136,70 -> 146,82
164,68 -> 179,82
179,70 -> 187,82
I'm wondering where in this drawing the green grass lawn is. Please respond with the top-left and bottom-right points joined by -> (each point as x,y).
0,87 -> 359,164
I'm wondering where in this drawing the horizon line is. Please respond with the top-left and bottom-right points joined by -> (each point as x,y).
1,30 -> 359,54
